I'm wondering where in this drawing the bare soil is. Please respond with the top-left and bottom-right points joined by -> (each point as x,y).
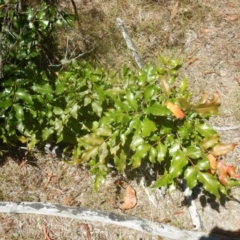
1,0 -> 240,239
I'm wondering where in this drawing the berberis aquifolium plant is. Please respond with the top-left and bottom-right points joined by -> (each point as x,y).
59,58 -> 240,195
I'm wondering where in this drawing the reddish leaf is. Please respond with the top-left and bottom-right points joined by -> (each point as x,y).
120,186 -> 137,210
217,161 -> 228,186
226,165 -> 240,179
165,102 -> 185,119
207,153 -> 217,174
211,143 -> 237,156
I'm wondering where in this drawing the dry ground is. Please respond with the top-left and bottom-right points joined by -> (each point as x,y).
1,0 -> 240,239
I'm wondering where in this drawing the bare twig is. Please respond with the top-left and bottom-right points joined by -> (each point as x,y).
116,18 -> 144,69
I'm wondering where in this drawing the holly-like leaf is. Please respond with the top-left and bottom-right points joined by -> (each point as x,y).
130,136 -> 144,151
226,165 -> 240,179
131,143 -> 151,168
32,84 -> 53,94
165,102 -> 185,119
81,146 -> 98,162
53,106 -> 63,115
13,104 -> 24,121
141,117 -> 157,137
207,153 -> 217,173
196,158 -> 210,170
156,141 -> 167,163
114,149 -> 127,172
93,127 -> 111,137
159,78 -> 171,96
69,103 -> 79,119
98,142 -> 108,164
144,84 -> 157,102
0,98 -> 13,108
149,146 -> 157,163
15,89 -> 33,105
55,81 -> 65,94
82,134 -> 104,145
192,91 -> 220,117
179,77 -> 188,93
217,161 -> 228,186
144,102 -> 171,116
186,146 -> 202,159
200,135 -> 219,150
42,128 -> 54,141
169,150 -> 188,178
197,172 -> 220,198
211,143 -> 237,156
92,101 -> 102,117
152,172 -> 170,188
126,90 -> 138,110
184,167 -> 198,189
195,122 -> 217,138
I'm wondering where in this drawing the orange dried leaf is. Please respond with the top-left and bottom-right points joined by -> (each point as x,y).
211,143 -> 237,156
120,186 -> 137,210
226,165 -> 240,179
165,102 -> 185,119
217,161 -> 228,186
207,153 -> 217,173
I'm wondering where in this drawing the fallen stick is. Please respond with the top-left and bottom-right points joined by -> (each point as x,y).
116,18 -> 144,69
0,201 -> 237,240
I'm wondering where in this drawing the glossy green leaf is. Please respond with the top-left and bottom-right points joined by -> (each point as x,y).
184,167 -> 198,189
149,146 -> 157,163
152,173 -> 170,188
13,104 -> 24,121
70,103 -> 79,119
114,150 -> 127,172
92,101 -> 103,117
179,77 -> 188,93
81,146 -> 98,162
130,136 -> 144,151
196,122 -> 217,137
200,135 -> 219,150
93,84 -> 105,102
197,172 -> 220,198
169,151 -> 188,179
0,99 -> 13,108
55,82 -> 66,94
27,134 -> 37,150
186,146 -> 202,159
169,141 -> 181,156
98,142 -> 108,164
131,143 -> 151,169
94,127 -> 112,136
145,102 -> 171,116
15,89 -> 33,105
125,118 -> 141,136
196,158 -> 210,170
126,90 -> 138,110
144,84 -> 157,102
53,106 -> 63,115
42,128 -> 54,141
156,141 -> 167,163
82,134 -> 104,145
32,84 -> 53,94
141,117 -> 157,137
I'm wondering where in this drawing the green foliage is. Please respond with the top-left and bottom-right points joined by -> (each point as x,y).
0,1 -> 239,197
